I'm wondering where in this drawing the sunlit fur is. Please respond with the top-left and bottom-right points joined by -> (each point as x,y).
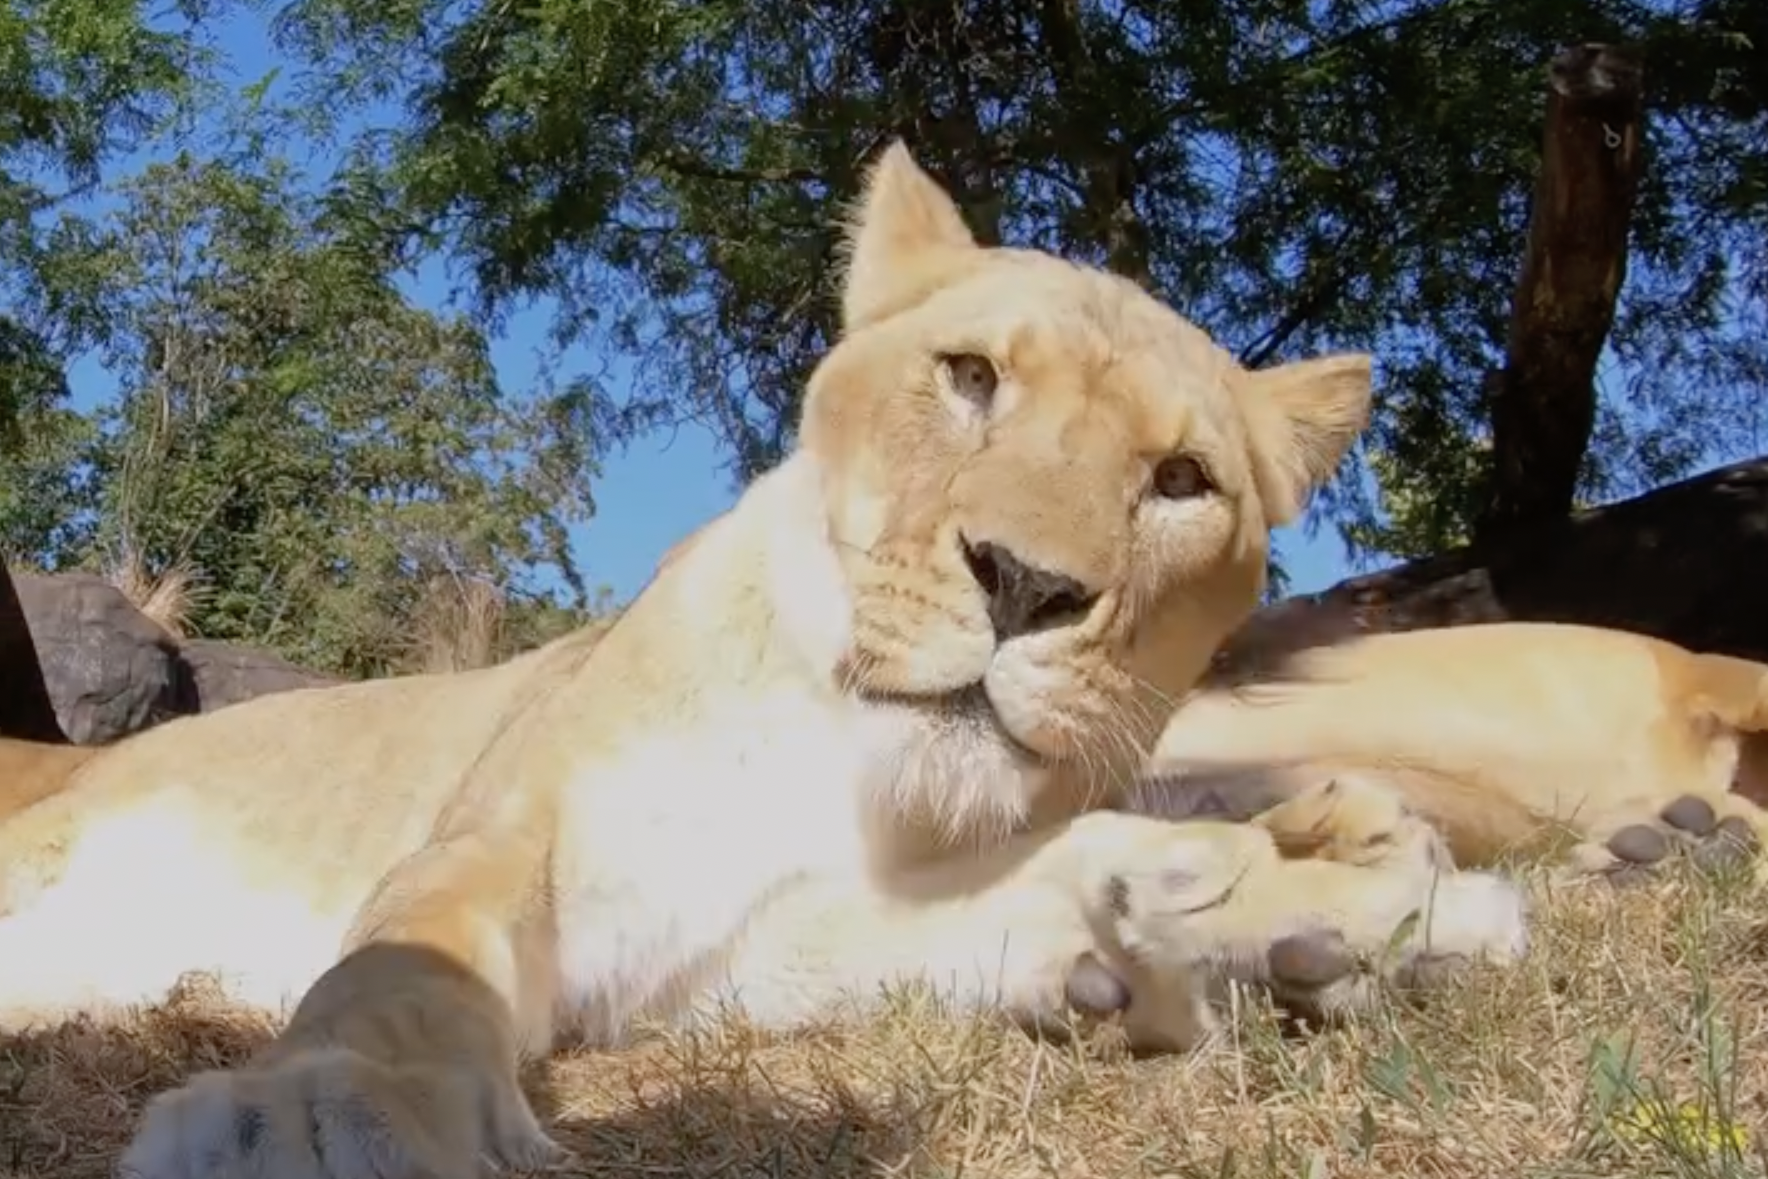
1146,621 -> 1768,877
0,144 -> 1526,1179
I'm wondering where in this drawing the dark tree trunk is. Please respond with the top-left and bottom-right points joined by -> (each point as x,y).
1476,43 -> 1646,543
0,560 -> 70,742
1213,455 -> 1768,687
1035,0 -> 1154,287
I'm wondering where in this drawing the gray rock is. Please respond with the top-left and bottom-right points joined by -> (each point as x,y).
179,638 -> 341,713
12,571 -> 186,745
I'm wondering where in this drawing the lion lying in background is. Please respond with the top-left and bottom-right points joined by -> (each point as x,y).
1136,621 -> 1768,884
0,144 -> 1529,1179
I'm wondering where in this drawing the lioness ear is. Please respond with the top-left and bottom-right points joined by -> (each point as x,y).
1242,353 -> 1373,526
839,141 -> 978,331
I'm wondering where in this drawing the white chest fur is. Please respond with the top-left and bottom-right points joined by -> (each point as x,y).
547,686 -> 881,1041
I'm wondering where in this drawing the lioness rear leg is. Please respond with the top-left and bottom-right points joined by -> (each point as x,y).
1059,783 -> 1527,1046
1564,791 -> 1766,885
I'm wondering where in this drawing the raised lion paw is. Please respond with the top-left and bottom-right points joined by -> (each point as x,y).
1038,818 -> 1255,1053
116,1046 -> 570,1179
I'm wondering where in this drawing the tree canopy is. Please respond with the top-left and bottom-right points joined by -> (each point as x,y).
0,0 -> 202,445
2,35 -> 603,676
272,0 -> 1767,552
0,0 -> 1763,673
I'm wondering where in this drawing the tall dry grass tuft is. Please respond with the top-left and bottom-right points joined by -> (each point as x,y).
103,546 -> 206,640
405,572 -> 507,674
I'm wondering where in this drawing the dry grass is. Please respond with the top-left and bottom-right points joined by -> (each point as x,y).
104,548 -> 205,640
5,860 -> 1768,1179
405,572 -> 509,674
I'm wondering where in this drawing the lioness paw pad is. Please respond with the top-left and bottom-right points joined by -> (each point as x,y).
1266,929 -> 1358,990
1260,871 -> 1530,1020
1063,950 -> 1131,1017
1588,794 -> 1762,886
115,1047 -> 568,1179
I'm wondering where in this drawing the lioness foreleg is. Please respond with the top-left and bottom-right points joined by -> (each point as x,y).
117,835 -> 566,1179
704,814 -> 1260,1054
709,789 -> 1527,1054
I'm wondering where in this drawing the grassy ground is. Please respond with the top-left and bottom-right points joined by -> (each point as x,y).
4,860 -> 1765,1179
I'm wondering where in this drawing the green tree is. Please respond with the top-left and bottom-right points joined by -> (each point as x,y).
0,0 -> 208,447
5,118 -> 602,677
269,0 -> 1768,565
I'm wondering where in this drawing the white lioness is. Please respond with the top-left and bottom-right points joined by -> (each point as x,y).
0,144 -> 1527,1179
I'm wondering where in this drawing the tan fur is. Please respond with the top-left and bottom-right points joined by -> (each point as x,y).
655,520 -> 711,572
0,144 -> 1528,1179
1148,621 -> 1768,875
0,739 -> 96,823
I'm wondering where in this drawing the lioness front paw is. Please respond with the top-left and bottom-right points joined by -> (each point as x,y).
1051,812 -> 1529,1049
117,1047 -> 569,1179
1051,816 -> 1275,1052
1258,869 -> 1531,1020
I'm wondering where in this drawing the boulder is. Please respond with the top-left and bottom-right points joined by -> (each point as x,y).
2,572 -> 347,744
12,571 -> 187,745
1212,454 -> 1768,683
179,639 -> 341,713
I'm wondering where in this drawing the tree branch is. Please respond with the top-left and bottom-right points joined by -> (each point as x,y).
1036,0 -> 1153,287
1237,224 -> 1360,369
1475,43 -> 1646,543
654,153 -> 822,185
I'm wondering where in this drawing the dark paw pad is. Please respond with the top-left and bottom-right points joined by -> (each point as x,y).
1267,930 -> 1358,990
1397,951 -> 1471,989
1691,816 -> 1760,873
1606,824 -> 1671,865
1660,795 -> 1718,837
1064,951 -> 1131,1016
234,1105 -> 269,1153
1103,874 -> 1132,918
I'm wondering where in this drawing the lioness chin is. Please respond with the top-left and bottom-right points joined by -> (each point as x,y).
0,143 -> 1526,1179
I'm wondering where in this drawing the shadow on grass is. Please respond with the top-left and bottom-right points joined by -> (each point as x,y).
526,1062 -> 911,1179
10,892 -> 1768,1179
0,960 -> 919,1179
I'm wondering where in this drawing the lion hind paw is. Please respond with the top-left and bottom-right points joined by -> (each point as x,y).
1566,793 -> 1766,887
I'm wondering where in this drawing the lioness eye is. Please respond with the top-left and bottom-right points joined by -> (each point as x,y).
1152,455 -> 1214,500
944,353 -> 998,405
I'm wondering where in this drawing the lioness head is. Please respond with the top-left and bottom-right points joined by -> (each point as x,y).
790,144 -> 1371,832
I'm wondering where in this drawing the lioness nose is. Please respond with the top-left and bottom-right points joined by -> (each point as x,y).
961,537 -> 1101,641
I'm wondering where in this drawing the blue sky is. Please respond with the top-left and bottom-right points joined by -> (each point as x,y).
57,7 -> 1393,607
